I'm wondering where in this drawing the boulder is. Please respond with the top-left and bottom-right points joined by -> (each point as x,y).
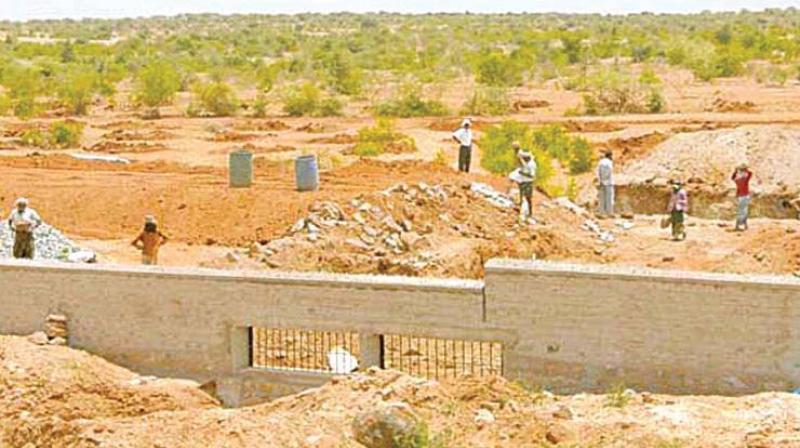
352,402 -> 420,448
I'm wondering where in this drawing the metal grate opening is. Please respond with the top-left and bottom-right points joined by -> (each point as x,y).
249,327 -> 360,373
382,334 -> 503,380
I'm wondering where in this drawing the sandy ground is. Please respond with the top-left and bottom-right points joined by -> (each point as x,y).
5,335 -> 800,448
2,72 -> 800,277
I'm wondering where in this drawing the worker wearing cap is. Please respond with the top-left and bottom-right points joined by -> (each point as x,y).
731,162 -> 753,231
516,146 -> 537,223
7,198 -> 42,259
667,180 -> 688,241
452,118 -> 473,173
596,151 -> 615,218
132,215 -> 168,265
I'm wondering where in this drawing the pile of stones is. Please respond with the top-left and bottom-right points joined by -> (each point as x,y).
0,222 -> 84,261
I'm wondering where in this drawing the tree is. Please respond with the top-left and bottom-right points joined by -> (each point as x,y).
193,81 -> 238,117
133,60 -> 180,118
58,66 -> 98,115
0,65 -> 41,119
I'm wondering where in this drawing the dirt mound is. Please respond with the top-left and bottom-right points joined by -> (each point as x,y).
513,99 -> 551,111
103,129 -> 174,141
251,182 -> 599,278
707,97 -> 758,113
296,122 -> 336,133
86,141 -> 170,154
562,120 -> 624,133
309,133 -> 357,144
28,367 -> 800,448
598,132 -> 669,166
0,153 -> 221,175
617,126 -> 800,194
213,143 -> 297,155
207,130 -> 260,142
428,118 -> 487,132
234,119 -> 290,132
0,335 -> 216,447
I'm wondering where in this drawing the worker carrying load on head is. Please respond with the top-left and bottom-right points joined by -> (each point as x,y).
731,162 -> 753,231
132,215 -> 168,265
7,198 -> 42,259
508,141 -> 537,224
452,118 -> 473,173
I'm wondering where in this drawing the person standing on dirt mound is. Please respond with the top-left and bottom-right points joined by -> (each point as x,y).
731,163 -> 753,231
596,151 -> 615,218
452,118 -> 473,173
7,198 -> 42,259
132,215 -> 168,265
667,180 -> 688,241
509,142 -> 537,224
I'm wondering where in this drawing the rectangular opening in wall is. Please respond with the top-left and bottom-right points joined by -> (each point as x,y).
249,327 -> 360,373
381,335 -> 503,380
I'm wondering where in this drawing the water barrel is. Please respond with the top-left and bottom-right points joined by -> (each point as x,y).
229,150 -> 253,188
295,155 -> 319,192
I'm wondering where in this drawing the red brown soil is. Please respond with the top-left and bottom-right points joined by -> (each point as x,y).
308,133 -> 357,144
11,362 -> 800,448
206,130 -> 260,142
597,131 -> 670,166
0,335 -> 217,447
513,99 -> 551,111
234,119 -> 290,131
103,129 -> 174,141
212,143 -> 296,155
85,141 -> 170,154
427,118 -> 488,131
563,120 -> 624,133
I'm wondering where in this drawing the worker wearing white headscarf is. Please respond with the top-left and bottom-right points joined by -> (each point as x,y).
7,198 -> 42,259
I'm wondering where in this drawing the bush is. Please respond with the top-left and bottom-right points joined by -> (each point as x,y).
460,87 -> 510,116
251,94 -> 268,118
479,121 -> 554,188
373,83 -> 449,118
283,82 -> 343,117
353,118 -> 416,157
476,52 -> 524,87
20,128 -> 46,147
581,69 -> 666,115
568,138 -> 594,174
134,60 -> 181,118
58,66 -> 98,115
192,81 -> 238,117
1,65 -> 41,119
49,120 -> 84,148
0,93 -> 10,116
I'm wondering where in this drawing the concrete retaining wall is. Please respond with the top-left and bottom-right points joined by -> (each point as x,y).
2,258 -> 800,403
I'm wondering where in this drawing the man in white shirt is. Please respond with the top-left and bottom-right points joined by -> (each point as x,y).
509,143 -> 536,223
596,151 -> 614,217
7,198 -> 42,259
452,118 -> 473,173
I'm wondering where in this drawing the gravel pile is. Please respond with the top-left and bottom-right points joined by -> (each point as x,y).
0,222 -> 83,260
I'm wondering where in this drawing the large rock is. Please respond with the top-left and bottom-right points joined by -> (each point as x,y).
352,402 -> 420,448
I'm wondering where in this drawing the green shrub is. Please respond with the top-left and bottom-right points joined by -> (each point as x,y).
251,94 -> 268,118
1,65 -> 41,119
373,83 -> 449,118
284,82 -> 321,116
49,120 -> 84,148
568,138 -> 594,174
134,60 -> 181,118
20,128 -> 46,147
0,93 -> 10,116
479,121 -> 554,188
58,66 -> 98,115
192,81 -> 239,117
395,420 -> 449,448
460,87 -> 510,116
476,52 -> 524,87
581,69 -> 666,115
353,118 -> 416,157
283,82 -> 342,117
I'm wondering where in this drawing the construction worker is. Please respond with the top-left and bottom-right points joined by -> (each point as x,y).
596,151 -> 615,218
731,163 -> 753,231
452,118 -> 473,173
132,215 -> 168,265
667,180 -> 688,241
7,198 -> 42,259
510,143 -> 537,223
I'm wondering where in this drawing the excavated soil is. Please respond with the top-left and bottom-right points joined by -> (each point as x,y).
6,347 -> 800,448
